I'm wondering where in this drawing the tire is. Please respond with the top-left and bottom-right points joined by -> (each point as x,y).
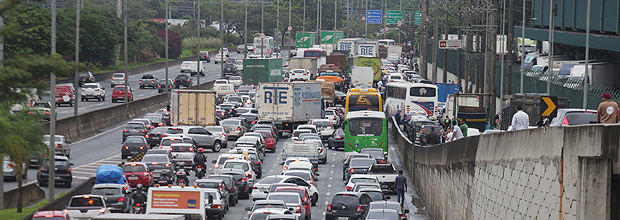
211,141 -> 221,152
81,98 -> 85,102
38,181 -> 47,187
311,193 -> 318,206
112,99 -> 116,103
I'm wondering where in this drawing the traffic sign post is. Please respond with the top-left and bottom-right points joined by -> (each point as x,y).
540,96 -> 558,118
387,10 -> 405,25
397,20 -> 403,26
366,10 -> 382,24
287,26 -> 292,31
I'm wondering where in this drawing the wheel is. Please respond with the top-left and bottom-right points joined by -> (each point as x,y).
211,141 -> 221,152
140,86 -> 143,89
81,98 -> 85,102
311,193 -> 318,206
38,181 -> 47,187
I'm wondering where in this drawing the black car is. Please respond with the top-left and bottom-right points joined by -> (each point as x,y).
37,155 -> 73,188
78,72 -> 96,87
325,192 -> 372,220
122,122 -> 147,141
404,119 -> 439,141
346,158 -> 376,181
246,153 -> 262,178
144,114 -> 165,127
121,136 -> 149,159
158,79 -> 174,93
200,51 -> 210,62
342,154 -> 372,181
146,127 -> 168,147
174,74 -> 193,88
328,128 -> 345,150
334,91 -> 346,106
141,154 -> 175,182
91,183 -> 132,213
239,113 -> 259,127
207,174 -> 239,205
223,63 -> 237,75
218,168 -> 251,199
359,148 -> 387,164
156,109 -> 172,126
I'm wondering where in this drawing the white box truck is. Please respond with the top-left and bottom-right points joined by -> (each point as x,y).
357,42 -> 379,57
289,57 -> 319,79
170,90 -> 216,126
351,66 -> 374,88
569,62 -> 620,88
257,82 -> 323,135
337,38 -> 364,57
386,45 -> 402,59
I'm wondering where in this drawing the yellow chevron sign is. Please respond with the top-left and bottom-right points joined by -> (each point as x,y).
541,96 -> 558,117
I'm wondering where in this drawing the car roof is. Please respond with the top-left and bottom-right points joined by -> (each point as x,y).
195,178 -> 224,183
349,174 -> 378,179
124,162 -> 148,167
93,183 -> 124,188
255,200 -> 287,205
33,210 -> 66,217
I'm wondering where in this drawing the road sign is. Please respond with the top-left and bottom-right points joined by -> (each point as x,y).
384,27 -> 390,32
438,40 -> 462,49
366,10 -> 382,24
260,33 -> 265,38
397,20 -> 403,26
361,16 -> 366,21
387,10 -> 405,25
540,96 -> 558,118
287,26 -> 293,31
414,11 -> 421,25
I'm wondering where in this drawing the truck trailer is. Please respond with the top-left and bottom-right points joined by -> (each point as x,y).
170,90 -> 217,126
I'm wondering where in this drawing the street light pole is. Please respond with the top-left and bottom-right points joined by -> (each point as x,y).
500,0 -> 506,110
244,0 -> 248,58
288,0 -> 292,49
303,0 -> 306,33
73,0 -> 81,116
547,0 -> 554,94
519,0 -> 525,93
49,0 -> 57,203
365,0 -> 368,37
583,0 -> 591,108
221,0 -> 225,75
166,0 -> 170,101
124,0 -> 128,111
197,0 -> 202,88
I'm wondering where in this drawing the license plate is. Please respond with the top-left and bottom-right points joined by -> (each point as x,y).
54,177 -> 62,180
128,177 -> 138,180
338,217 -> 349,220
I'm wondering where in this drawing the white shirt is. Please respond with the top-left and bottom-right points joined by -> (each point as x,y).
511,110 -> 530,131
452,125 -> 464,140
446,132 -> 454,142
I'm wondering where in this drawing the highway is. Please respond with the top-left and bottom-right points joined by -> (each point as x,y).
49,53 -> 243,120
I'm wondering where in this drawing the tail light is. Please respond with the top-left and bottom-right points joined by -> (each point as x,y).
220,134 -> 226,139
174,80 -> 176,82
187,80 -> 190,82
143,172 -> 149,176
379,160 -> 386,164
142,130 -> 146,133
161,134 -> 167,137
39,166 -> 44,171
241,177 -> 247,181
309,179 -> 313,185
81,88 -> 85,91
211,205 -> 222,209
140,146 -> 144,149
145,134 -> 150,138
99,208 -> 106,213
401,214 -> 407,220
139,80 -> 142,84
261,140 -> 265,144
236,127 -> 241,132
158,123 -> 162,126
111,78 -> 114,80
118,197 -> 125,202
164,163 -> 170,167
255,161 -> 261,165
123,129 -> 128,132
296,205 -> 301,213
327,204 -> 332,212
151,80 -> 155,83
562,116 -> 569,126
88,77 -> 92,80
356,205 -> 362,213
124,146 -> 129,149
57,144 -> 61,148
346,185 -> 353,191
350,168 -> 354,174
252,186 -> 258,189
252,121 -> 257,124
336,136 -> 343,140
136,203 -> 141,207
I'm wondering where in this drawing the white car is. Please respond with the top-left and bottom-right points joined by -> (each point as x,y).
296,125 -> 317,134
65,195 -> 110,219
253,175 -> 319,205
110,73 -> 126,88
212,153 -> 246,169
346,174 -> 380,191
219,48 -> 229,57
214,54 -> 226,64
310,119 -> 334,141
181,61 -> 197,73
80,83 -> 105,102
289,69 -> 309,81
281,157 -> 311,171
266,192 -> 306,220
202,188 -> 228,219
228,76 -> 243,87
234,60 -> 244,72
282,169 -> 318,186
324,110 -> 339,126
213,79 -> 229,89
222,159 -> 255,184
352,182 -> 382,192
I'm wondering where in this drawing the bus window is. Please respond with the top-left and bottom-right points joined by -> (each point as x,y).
348,95 -> 380,111
348,118 -> 383,136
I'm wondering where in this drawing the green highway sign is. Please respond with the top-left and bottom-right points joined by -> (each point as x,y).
387,10 -> 405,25
415,11 -> 421,25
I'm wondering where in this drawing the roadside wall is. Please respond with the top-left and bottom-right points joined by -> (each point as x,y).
3,182 -> 45,209
392,120 -> 620,220
21,177 -> 96,220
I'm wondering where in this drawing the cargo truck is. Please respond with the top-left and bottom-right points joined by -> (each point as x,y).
337,38 -> 364,57
436,83 -> 461,104
357,41 -> 379,57
242,58 -> 283,85
257,82 -> 324,135
289,57 -> 318,79
387,45 -> 403,59
326,53 -> 348,75
170,90 -> 216,126
310,80 -> 335,105
568,62 -> 620,89
354,56 -> 382,81
350,66 -> 374,88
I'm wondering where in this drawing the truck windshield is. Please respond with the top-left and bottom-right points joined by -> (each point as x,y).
348,118 -> 383,136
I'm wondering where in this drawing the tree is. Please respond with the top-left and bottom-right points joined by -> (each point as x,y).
157,29 -> 182,59
79,7 -> 122,66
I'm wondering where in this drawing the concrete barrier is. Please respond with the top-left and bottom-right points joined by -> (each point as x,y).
21,177 -> 96,220
390,118 -> 620,220
3,182 -> 45,210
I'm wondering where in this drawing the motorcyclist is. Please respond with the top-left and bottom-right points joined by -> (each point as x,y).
131,184 -> 147,213
193,148 -> 207,177
158,169 -> 172,184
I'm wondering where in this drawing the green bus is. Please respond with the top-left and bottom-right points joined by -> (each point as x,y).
344,110 -> 388,153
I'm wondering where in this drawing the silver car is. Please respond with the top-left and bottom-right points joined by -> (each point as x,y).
220,118 -> 247,140
43,135 -> 71,158
3,157 -> 17,181
110,73 -> 126,88
205,126 -> 228,148
139,74 -> 158,89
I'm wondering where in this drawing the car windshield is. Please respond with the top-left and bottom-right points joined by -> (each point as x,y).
363,191 -> 383,201
142,155 -> 167,163
142,75 -> 155,79
366,211 -> 399,219
69,197 -> 105,207
312,121 -> 331,127
196,182 -> 219,189
112,73 -> 124,78
220,172 -> 245,181
258,176 -> 284,185
254,203 -> 287,210
230,76 -> 241,80
43,136 -> 62,142
33,217 -> 65,220
237,109 -> 250,114
370,202 -> 401,211
224,162 -> 249,171
124,137 -> 144,144
92,187 -> 120,196
350,158 -> 376,167
125,123 -> 144,130
348,118 -> 383,136
331,195 -> 359,205
145,116 -> 161,123
352,178 -> 377,184
123,165 -> 147,172
364,151 -> 384,158
562,111 -> 598,125
54,159 -> 69,167
256,132 -> 271,139
161,139 -> 184,146
284,172 -> 311,180
268,194 -> 300,204
206,127 -> 224,133
228,97 -> 243,103
82,84 -> 98,89
369,165 -> 395,174
166,129 -> 184,134
293,130 -> 310,137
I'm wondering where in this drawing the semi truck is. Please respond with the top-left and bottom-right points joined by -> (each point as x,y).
337,38 -> 364,57
356,41 -> 379,57
257,82 -> 324,135
289,57 -> 318,79
170,90 -> 216,126
387,45 -> 403,59
242,58 -> 283,85
326,52 -> 348,75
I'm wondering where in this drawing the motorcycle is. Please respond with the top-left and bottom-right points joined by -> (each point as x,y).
176,169 -> 190,185
133,202 -> 145,214
195,164 -> 206,179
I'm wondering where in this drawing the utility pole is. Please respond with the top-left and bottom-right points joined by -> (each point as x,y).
432,7 -> 438,83
442,5 -> 448,83
456,0 -> 463,87
245,0 -> 248,58
49,0 -> 57,203
547,0 -> 554,94
506,0 -> 514,95
0,14 -> 4,210
398,0 -> 401,43
197,0 -> 202,88
419,0 -> 428,79
500,0 -> 506,109
124,0 -> 128,111
519,0 -> 525,93
277,0 -> 280,46
465,1 -> 473,93
303,0 -> 306,33
316,0 -> 320,31
382,0 -> 386,39
115,0 -> 121,66
365,0 -> 368,37
166,0 -> 170,102
221,0 -> 225,75
288,0 -> 291,50
334,0 -> 337,31
73,0 -> 81,116
583,0 -> 591,108
261,0 -> 264,33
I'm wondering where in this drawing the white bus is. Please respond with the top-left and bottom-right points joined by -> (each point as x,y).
378,39 -> 395,46
385,81 -> 439,118
253,36 -> 276,58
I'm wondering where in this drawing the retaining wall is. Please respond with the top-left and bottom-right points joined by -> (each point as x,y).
3,182 -> 45,210
392,120 -> 620,220
21,177 -> 96,220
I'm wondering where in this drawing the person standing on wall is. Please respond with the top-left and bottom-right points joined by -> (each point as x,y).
458,118 -> 468,137
597,92 -> 619,124
452,121 -> 464,140
510,105 -> 530,131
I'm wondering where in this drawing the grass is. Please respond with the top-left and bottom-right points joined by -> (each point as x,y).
0,192 -> 67,220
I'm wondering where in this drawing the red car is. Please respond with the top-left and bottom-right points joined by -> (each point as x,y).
55,84 -> 75,106
274,187 -> 311,218
32,210 -> 70,220
112,85 -> 134,103
122,162 -> 154,187
255,130 -> 276,153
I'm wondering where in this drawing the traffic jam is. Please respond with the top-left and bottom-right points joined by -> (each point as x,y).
30,39 -> 421,220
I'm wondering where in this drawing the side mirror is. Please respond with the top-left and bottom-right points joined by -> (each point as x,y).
70,163 -> 75,166
263,190 -> 268,194
244,207 -> 251,211
316,173 -> 320,177
386,196 -> 391,200
404,209 -> 410,214
212,160 -> 217,164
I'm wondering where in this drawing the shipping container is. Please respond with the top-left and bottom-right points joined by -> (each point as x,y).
243,58 -> 283,85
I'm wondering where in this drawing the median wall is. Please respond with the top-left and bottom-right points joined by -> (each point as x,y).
392,121 -> 620,220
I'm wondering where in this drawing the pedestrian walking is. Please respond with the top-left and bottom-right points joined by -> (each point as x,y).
597,92 -> 619,124
394,170 -> 407,206
510,105 -> 530,130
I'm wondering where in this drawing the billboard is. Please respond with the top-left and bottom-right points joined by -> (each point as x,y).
147,187 -> 205,218
354,57 -> 382,81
